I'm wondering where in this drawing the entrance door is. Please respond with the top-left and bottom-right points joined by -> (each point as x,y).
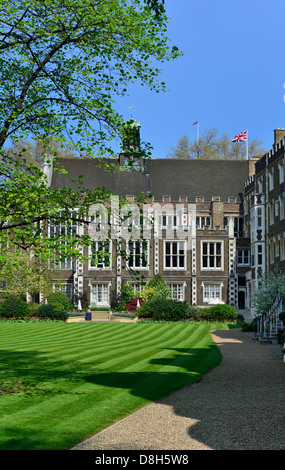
238,290 -> 245,310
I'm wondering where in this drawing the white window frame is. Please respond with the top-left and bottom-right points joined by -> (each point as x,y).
257,244 -> 263,266
127,240 -> 149,269
160,215 -> 178,229
270,239 -> 275,264
53,283 -> 73,301
196,216 -> 211,229
280,194 -> 285,220
279,161 -> 284,185
234,217 -> 244,238
164,240 -> 186,270
49,211 -> 77,270
168,284 -> 185,301
257,178 -> 263,194
128,282 -> 144,296
89,240 -> 111,270
237,249 -> 250,266
89,208 -> 110,238
269,168 -> 274,191
244,198 -> 248,215
275,200 -> 279,218
203,283 -> 222,303
269,201 -> 274,225
276,237 -> 280,258
90,283 -> 110,306
257,207 -> 263,227
201,241 -> 223,271
159,211 -> 189,231
281,233 -> 285,261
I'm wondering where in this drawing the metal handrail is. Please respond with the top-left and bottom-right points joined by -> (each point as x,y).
257,294 -> 283,339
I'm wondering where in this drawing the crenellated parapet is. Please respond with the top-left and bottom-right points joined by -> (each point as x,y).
243,175 -> 255,194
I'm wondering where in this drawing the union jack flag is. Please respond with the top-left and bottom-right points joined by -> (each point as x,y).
232,130 -> 247,142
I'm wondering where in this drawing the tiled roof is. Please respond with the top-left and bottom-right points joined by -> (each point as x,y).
51,157 -> 251,203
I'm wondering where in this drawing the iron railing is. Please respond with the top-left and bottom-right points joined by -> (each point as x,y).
256,294 -> 283,340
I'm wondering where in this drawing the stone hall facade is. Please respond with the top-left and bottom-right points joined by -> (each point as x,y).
46,126 -> 285,317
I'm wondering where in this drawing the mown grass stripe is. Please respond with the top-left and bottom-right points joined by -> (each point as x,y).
0,326 -> 211,422
0,322 -> 224,450
0,324 -> 207,392
0,323 -> 178,360
0,322 -> 163,350
21,323 -> 201,373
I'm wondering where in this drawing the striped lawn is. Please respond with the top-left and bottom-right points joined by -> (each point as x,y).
0,321 -> 223,450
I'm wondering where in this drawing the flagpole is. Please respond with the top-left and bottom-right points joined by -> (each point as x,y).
246,129 -> 248,160
193,120 -> 199,142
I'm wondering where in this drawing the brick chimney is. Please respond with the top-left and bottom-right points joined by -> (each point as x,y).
274,128 -> 285,145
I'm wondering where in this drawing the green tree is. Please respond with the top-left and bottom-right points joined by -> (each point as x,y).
0,0 -> 179,153
167,128 -> 266,160
145,0 -> 165,18
5,137 -> 78,171
141,273 -> 171,300
251,271 -> 285,315
0,0 -> 180,264
0,251 -> 56,299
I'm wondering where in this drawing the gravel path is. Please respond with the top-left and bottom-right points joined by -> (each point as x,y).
73,328 -> 285,451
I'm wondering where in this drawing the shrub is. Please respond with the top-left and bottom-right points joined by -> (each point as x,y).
137,298 -> 189,321
279,311 -> 285,322
111,284 -> 140,311
125,297 -> 143,312
242,321 -> 256,332
46,292 -> 73,311
90,306 -> 110,311
185,305 -> 202,320
251,271 -> 285,315
140,286 -> 156,302
187,304 -> 238,322
50,302 -> 66,313
110,289 -> 125,311
147,274 -> 171,299
37,303 -> 68,321
26,302 -> 40,317
0,295 -> 30,319
111,311 -> 136,319
121,284 -> 136,305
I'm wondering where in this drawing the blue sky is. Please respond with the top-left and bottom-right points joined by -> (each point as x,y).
115,0 -> 285,158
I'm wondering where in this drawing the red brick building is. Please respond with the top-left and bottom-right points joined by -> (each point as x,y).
48,124 -> 285,318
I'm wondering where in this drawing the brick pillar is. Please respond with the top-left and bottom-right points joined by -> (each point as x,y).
211,200 -> 224,229
228,217 -> 237,307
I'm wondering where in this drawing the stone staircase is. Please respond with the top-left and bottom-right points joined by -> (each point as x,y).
90,310 -> 111,322
253,295 -> 284,345
238,308 -> 255,324
67,310 -> 137,323
255,320 -> 284,344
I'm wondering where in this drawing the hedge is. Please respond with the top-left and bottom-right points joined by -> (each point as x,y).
46,292 -> 73,311
37,303 -> 68,321
187,304 -> 238,322
137,298 -> 189,321
0,295 -> 30,319
138,299 -> 238,322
